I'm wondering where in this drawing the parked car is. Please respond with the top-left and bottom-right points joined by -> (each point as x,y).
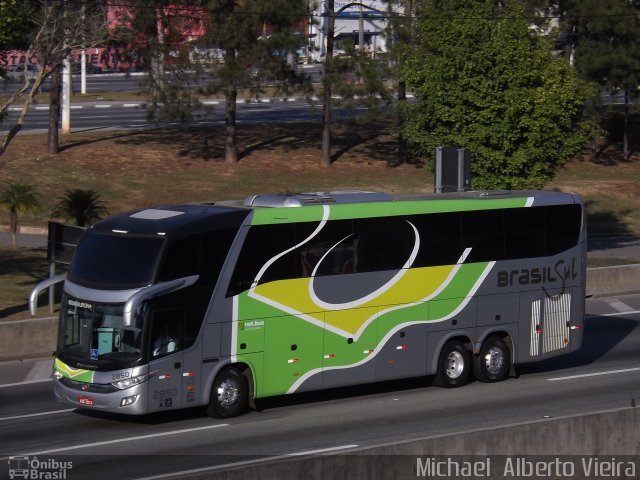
71,62 -> 103,74
1,63 -> 40,82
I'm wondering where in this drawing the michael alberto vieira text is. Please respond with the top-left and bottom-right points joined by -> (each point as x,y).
415,457 -> 637,477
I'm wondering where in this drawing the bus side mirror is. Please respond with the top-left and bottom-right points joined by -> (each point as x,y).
123,275 -> 199,326
29,274 -> 67,316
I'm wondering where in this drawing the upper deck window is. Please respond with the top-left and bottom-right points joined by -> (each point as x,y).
69,231 -> 164,289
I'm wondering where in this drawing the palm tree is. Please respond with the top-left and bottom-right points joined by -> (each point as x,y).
0,182 -> 41,248
51,189 -> 108,227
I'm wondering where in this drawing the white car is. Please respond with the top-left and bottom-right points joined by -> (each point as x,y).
2,63 -> 40,83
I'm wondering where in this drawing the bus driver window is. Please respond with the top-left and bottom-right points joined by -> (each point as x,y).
150,309 -> 183,358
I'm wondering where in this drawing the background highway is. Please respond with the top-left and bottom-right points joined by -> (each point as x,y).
5,98 -> 335,132
0,293 -> 638,480
2,65 -> 336,132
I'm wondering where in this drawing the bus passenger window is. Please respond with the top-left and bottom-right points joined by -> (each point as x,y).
352,218 -> 412,273
298,220 -> 355,277
227,224 -> 298,296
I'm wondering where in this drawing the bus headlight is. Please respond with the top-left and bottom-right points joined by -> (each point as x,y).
111,373 -> 151,390
120,395 -> 139,407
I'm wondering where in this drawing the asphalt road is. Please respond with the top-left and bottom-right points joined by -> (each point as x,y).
4,98 -> 341,133
0,294 -> 639,480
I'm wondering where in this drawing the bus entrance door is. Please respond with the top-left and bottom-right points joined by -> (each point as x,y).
146,308 -> 185,412
147,353 -> 184,412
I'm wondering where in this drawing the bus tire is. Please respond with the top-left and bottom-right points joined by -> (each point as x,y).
435,340 -> 470,388
473,337 -> 510,383
206,367 -> 249,419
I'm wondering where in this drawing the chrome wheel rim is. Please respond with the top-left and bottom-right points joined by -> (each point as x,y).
446,351 -> 465,379
217,379 -> 239,407
484,347 -> 505,376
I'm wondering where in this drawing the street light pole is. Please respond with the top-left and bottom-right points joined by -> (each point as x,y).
61,34 -> 71,133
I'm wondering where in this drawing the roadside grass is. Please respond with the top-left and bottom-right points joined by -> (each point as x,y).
1,122 -> 429,228
0,247 -> 60,322
1,119 -> 640,321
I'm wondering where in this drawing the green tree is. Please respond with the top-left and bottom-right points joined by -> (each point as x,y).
118,1 -> 311,163
401,0 -> 595,189
199,0 -> 311,163
320,1 -> 396,167
0,182 -> 41,248
113,1 -> 194,116
51,189 -> 108,227
0,0 -> 34,52
0,1 -> 112,158
569,0 -> 640,161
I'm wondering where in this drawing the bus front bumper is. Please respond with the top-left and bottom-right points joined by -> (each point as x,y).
53,378 -> 149,415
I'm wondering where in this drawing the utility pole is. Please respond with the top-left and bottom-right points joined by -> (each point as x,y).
61,35 -> 71,133
80,0 -> 86,94
359,5 -> 365,51
61,0 -> 71,133
321,0 -> 335,167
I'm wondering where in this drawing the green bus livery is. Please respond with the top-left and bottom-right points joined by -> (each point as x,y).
30,190 -> 586,418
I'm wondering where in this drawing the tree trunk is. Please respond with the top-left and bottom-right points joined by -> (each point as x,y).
150,7 -> 167,102
10,208 -> 18,248
321,0 -> 335,168
624,87 -> 629,161
396,0 -> 413,166
150,53 -> 166,102
225,81 -> 238,164
0,70 -> 46,157
397,80 -> 408,165
48,66 -> 62,154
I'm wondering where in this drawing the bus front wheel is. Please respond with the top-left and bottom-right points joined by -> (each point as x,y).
473,337 -> 510,383
435,340 -> 470,387
206,367 -> 249,418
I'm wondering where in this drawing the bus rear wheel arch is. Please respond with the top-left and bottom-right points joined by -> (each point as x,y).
435,339 -> 471,388
206,366 -> 250,418
473,336 -> 511,383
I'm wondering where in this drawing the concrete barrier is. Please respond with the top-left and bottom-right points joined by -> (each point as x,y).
586,264 -> 640,297
0,316 -> 57,361
187,407 -> 640,480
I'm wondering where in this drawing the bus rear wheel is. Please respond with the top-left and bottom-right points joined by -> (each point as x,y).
435,340 -> 470,387
473,337 -> 510,383
206,367 -> 249,419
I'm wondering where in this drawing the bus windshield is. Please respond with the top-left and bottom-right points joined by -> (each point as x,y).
69,231 -> 165,289
57,294 -> 144,369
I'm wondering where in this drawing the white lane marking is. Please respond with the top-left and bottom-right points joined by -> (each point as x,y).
586,310 -> 640,318
606,300 -> 634,313
0,409 -> 74,422
0,378 -> 52,388
132,444 -> 359,480
548,367 -> 640,382
94,104 -> 112,108
286,444 -> 359,456
22,423 -> 229,456
24,359 -> 53,382
123,103 -> 141,107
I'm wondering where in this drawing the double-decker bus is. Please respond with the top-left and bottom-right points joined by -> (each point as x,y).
30,190 -> 586,418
